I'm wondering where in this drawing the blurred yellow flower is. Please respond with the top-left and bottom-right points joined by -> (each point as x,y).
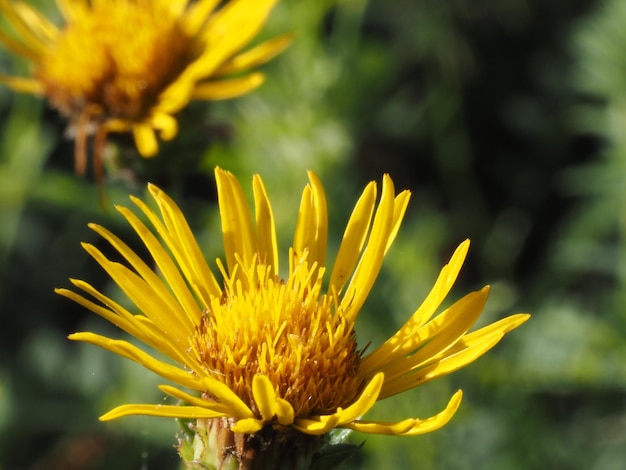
0,0 -> 289,179
57,169 -> 528,441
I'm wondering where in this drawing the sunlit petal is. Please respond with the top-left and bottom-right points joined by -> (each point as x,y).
193,73 -> 265,100
344,390 -> 463,436
100,404 -> 227,421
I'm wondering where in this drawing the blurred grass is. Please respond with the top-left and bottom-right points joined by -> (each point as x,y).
2,0 -> 626,468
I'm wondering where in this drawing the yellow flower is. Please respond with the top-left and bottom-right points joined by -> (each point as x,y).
57,169 -> 529,439
0,0 -> 289,177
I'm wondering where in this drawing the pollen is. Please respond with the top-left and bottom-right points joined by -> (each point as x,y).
191,254 -> 363,419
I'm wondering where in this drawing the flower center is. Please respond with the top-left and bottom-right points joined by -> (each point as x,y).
191,255 -> 364,419
36,2 -> 199,122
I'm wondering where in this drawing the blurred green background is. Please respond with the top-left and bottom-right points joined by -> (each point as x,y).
2,0 -> 626,468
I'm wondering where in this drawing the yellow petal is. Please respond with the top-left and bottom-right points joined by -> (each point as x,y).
293,171 -> 328,268
360,240 -> 470,373
0,73 -> 43,93
104,118 -> 131,133
80,242 -> 192,340
366,287 -> 490,382
194,0 -> 278,77
334,372 -> 384,425
150,112 -> 178,140
437,313 -> 531,358
328,181 -> 377,296
140,185 -> 223,302
192,73 -> 265,100
158,385 -> 232,415
231,418 -> 265,434
214,34 -> 293,76
100,404 -> 226,421
154,73 -> 196,115
343,390 -> 463,436
11,1 -> 59,45
133,124 -> 159,157
56,0 -> 85,22
56,283 -> 187,363
341,174 -> 396,323
0,0 -> 48,56
69,332 -> 254,419
215,167 -> 258,273
68,332 -> 203,389
56,285 -> 137,335
252,375 -> 295,426
253,375 -> 279,422
184,0 -> 221,35
292,373 -> 384,436
89,220 -> 201,331
385,190 -> 411,255
166,0 -> 190,18
293,414 -> 341,436
253,174 -> 279,274
379,328 -> 509,399
0,30 -> 40,61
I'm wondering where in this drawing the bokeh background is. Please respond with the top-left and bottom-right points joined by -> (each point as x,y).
2,0 -> 626,468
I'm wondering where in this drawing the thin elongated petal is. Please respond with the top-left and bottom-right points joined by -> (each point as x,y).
253,174 -> 279,273
293,373 -> 384,436
143,185 -> 223,301
193,73 -> 265,100
184,0 -> 221,34
214,34 -> 294,76
215,168 -> 258,273
100,404 -> 227,421
88,221 -> 201,331
252,375 -> 295,425
12,2 -> 59,45
81,243 -> 192,340
158,385 -> 232,415
194,0 -> 278,77
155,75 -> 197,114
166,0 -> 189,18
293,414 -> 341,436
69,332 -> 255,419
231,418 -> 265,434
0,0 -> 48,56
360,240 -> 470,374
0,73 -> 43,93
434,313 -> 531,359
55,284 -> 186,361
328,182 -> 377,296
133,124 -> 159,157
343,390 -> 463,436
293,171 -> 328,269
253,375 -> 280,422
365,287 -> 490,382
334,373 -> 384,425
341,175 -> 396,322
56,0 -> 85,22
0,30 -> 40,61
385,190 -> 411,255
379,329 -> 509,399
68,332 -> 203,389
55,285 -> 137,334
